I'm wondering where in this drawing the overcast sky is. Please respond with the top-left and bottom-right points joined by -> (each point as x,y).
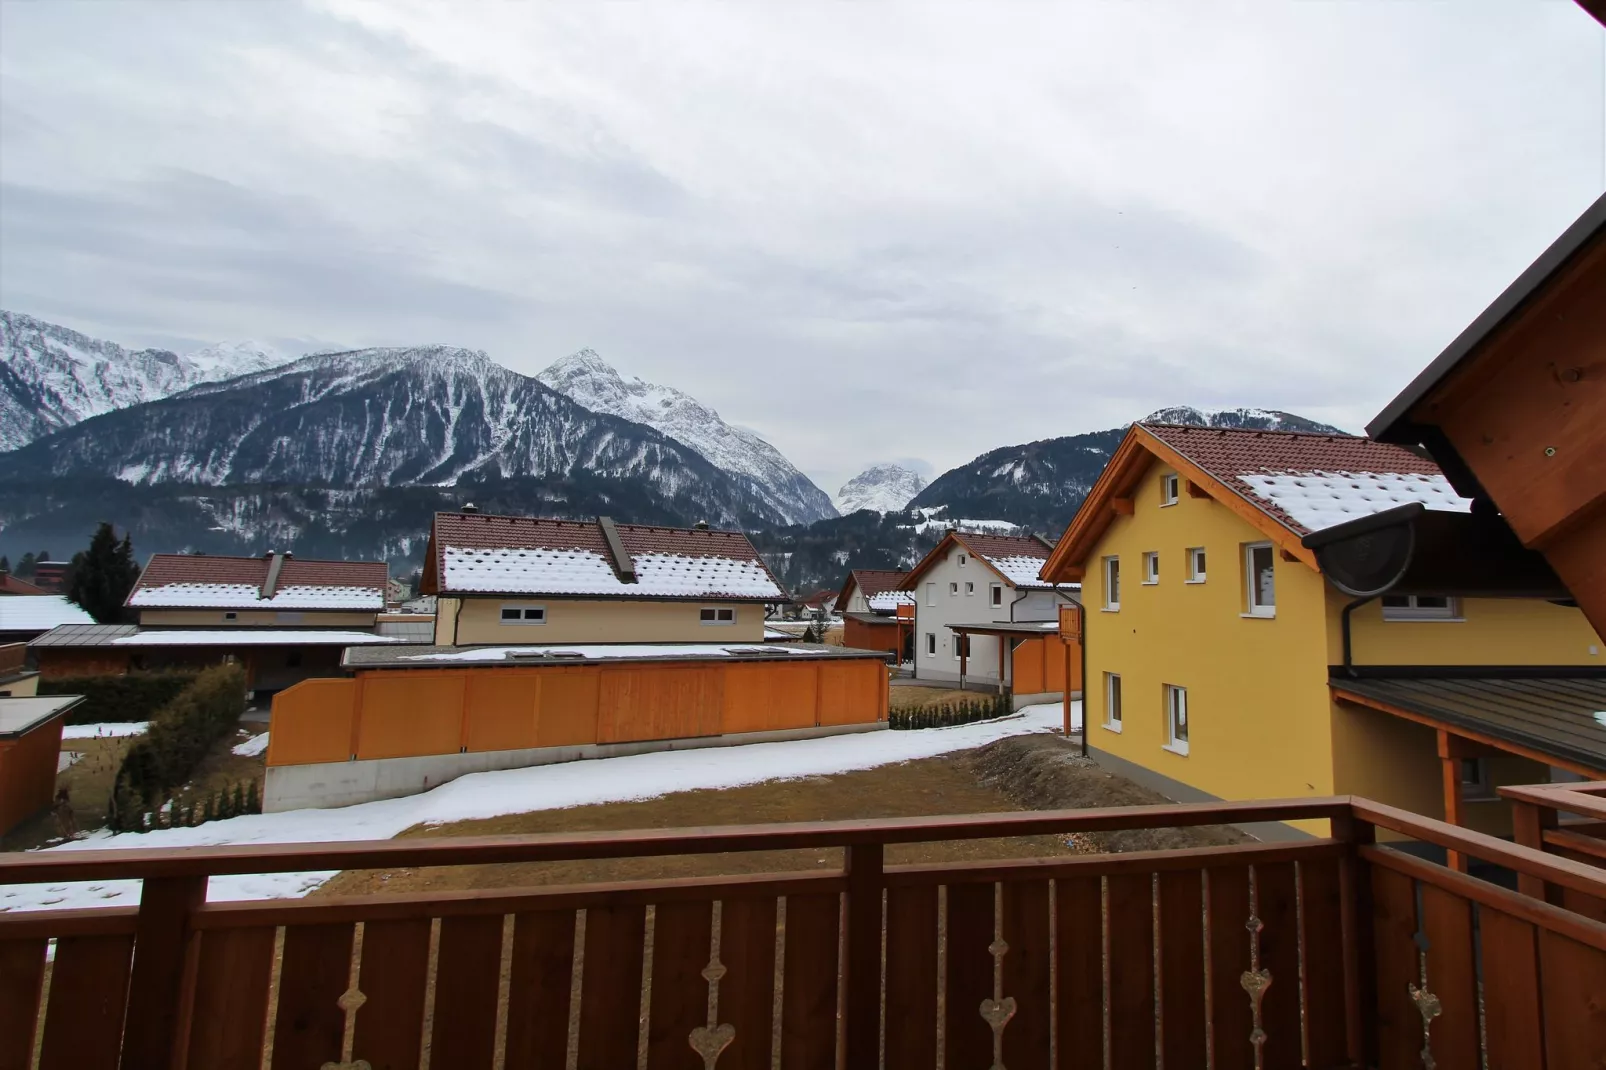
2,2 -> 1603,496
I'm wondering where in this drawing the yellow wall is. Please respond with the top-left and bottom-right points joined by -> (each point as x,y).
0,673 -> 40,698
441,597 -> 766,645
1083,462 -> 1337,831
1329,593 -> 1602,667
137,608 -> 377,627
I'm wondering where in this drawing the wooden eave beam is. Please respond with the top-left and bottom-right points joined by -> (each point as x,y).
1038,428 -> 1155,583
1110,497 -> 1135,516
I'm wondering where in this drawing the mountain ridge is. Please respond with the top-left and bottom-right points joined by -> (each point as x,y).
833,463 -> 928,515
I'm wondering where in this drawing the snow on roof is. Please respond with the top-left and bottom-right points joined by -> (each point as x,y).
989,555 -> 1054,588
128,553 -> 388,610
129,584 -> 385,610
109,630 -> 403,647
1237,471 -> 1472,534
0,695 -> 83,738
867,590 -> 917,612
0,595 -> 95,632
430,513 -> 786,601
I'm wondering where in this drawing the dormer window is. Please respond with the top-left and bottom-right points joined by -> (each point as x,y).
1160,473 -> 1180,506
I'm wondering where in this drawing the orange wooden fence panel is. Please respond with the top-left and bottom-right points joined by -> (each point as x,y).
535,665 -> 601,747
722,661 -> 818,734
265,679 -> 357,765
356,674 -> 465,760
598,665 -> 724,743
464,674 -> 540,752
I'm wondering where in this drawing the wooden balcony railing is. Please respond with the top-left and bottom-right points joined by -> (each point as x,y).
1,795 -> 1604,1069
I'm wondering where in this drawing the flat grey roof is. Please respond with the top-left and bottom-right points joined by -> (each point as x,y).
0,695 -> 84,739
344,642 -> 894,670
1331,669 -> 1606,773
948,620 -> 1061,636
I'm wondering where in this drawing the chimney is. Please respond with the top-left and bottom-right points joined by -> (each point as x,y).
260,550 -> 291,600
693,520 -> 710,530
461,503 -> 480,514
596,516 -> 637,584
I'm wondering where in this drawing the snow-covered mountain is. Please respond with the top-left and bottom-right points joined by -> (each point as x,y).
4,344 -> 797,528
0,311 -> 291,450
1143,406 -> 1346,434
834,464 -> 927,515
537,350 -> 835,525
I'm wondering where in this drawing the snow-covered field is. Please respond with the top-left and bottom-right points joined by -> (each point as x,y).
60,722 -> 149,739
0,704 -> 1074,913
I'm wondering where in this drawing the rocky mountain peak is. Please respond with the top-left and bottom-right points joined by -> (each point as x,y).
1142,406 -> 1347,435
834,463 -> 928,515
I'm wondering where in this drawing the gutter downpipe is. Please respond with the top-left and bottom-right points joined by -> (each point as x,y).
1047,585 -> 1088,755
1341,595 -> 1378,677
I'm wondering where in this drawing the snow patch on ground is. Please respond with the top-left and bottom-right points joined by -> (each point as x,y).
1,704 -> 1073,912
233,732 -> 271,757
61,722 -> 149,740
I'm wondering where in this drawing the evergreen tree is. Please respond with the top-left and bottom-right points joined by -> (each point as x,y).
66,523 -> 141,623
16,552 -> 35,579
0,555 -> 9,572
37,550 -> 50,562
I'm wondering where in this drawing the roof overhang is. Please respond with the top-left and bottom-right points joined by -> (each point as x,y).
947,621 -> 1062,639
1300,501 -> 1568,599
1330,666 -> 1606,778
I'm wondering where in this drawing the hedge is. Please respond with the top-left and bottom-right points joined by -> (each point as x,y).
889,693 -> 1011,730
108,663 -> 247,831
39,671 -> 200,725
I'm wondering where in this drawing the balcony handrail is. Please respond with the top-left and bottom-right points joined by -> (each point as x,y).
0,796 -> 1352,883
3,794 -> 1606,900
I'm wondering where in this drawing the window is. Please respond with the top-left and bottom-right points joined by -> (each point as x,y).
1186,548 -> 1207,583
1244,544 -> 1275,617
958,553 -> 968,567
926,632 -> 937,657
1381,595 -> 1461,621
965,581 -> 975,596
1461,758 -> 1497,801
949,582 -> 959,596
926,582 -> 936,607
1104,673 -> 1123,732
223,611 -> 238,621
699,607 -> 736,625
501,604 -> 548,624
990,584 -> 1003,607
1103,556 -> 1121,610
1142,552 -> 1159,585
1160,473 -> 1179,506
1164,685 -> 1189,754
952,633 -> 971,660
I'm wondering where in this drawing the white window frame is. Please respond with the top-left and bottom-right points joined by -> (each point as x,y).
1164,684 -> 1189,755
952,633 -> 967,660
990,583 -> 1003,607
925,632 -> 937,657
949,581 -> 959,597
926,582 -> 936,607
1160,473 -> 1179,506
1186,547 -> 1207,584
1104,672 -> 1123,732
698,606 -> 736,626
501,603 -> 548,625
1142,551 -> 1159,585
1103,556 -> 1121,611
965,581 -> 975,596
1244,543 -> 1276,618
1381,595 -> 1463,622
958,553 -> 968,567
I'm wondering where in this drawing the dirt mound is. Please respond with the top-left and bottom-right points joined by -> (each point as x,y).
966,733 -> 1249,853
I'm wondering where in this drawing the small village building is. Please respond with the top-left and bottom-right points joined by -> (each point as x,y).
1038,423 -> 1604,842
26,561 -> 67,593
0,573 -> 47,596
0,694 -> 83,836
420,512 -> 788,645
898,532 -> 1081,704
0,643 -> 39,698
0,594 -> 94,645
837,569 -> 916,659
28,551 -> 405,693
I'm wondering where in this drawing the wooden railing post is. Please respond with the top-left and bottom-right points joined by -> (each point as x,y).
122,874 -> 207,1069
1332,811 -> 1377,1070
1510,799 -> 1561,903
842,842 -> 883,1068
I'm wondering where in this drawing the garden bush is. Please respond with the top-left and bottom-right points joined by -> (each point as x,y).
889,692 -> 1011,730
107,663 -> 247,831
40,671 -> 199,725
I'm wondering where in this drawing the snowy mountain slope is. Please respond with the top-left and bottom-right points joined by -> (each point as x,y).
1142,406 -> 1346,434
834,464 -> 927,515
2,345 -> 796,528
537,349 -> 836,525
0,311 -> 291,450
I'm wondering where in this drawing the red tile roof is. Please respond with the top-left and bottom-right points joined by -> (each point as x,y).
951,532 -> 1054,563
129,553 -> 388,608
1140,424 -> 1447,535
850,570 -> 907,600
0,573 -> 46,596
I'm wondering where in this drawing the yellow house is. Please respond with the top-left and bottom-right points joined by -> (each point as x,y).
1038,423 -> 1604,841
421,511 -> 788,645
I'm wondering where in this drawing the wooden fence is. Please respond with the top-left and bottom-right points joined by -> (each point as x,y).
268,656 -> 889,767
1,795 -> 1604,1068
